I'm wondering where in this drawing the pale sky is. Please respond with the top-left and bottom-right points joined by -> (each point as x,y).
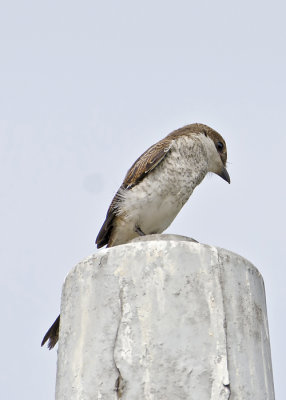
1,1 -> 285,398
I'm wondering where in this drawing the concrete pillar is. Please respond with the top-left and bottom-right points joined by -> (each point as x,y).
55,235 -> 275,400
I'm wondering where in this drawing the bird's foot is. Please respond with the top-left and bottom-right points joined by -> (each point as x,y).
135,225 -> 146,236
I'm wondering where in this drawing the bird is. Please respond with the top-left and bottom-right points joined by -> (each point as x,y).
41,122 -> 230,349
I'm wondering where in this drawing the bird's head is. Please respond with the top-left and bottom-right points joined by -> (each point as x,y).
167,122 -> 230,183
199,124 -> 230,184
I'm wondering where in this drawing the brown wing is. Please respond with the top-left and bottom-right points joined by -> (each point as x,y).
95,188 -> 123,248
123,138 -> 173,189
95,138 -> 173,248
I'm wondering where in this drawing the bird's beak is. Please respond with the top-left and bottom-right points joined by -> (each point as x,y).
218,166 -> 231,184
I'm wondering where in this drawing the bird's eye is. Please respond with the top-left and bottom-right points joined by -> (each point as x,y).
216,141 -> 224,152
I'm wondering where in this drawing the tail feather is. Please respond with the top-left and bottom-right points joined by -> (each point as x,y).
41,315 -> 60,350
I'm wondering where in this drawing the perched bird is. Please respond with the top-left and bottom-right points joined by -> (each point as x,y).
41,122 -> 230,349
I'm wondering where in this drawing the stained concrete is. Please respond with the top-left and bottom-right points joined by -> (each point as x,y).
55,235 -> 275,400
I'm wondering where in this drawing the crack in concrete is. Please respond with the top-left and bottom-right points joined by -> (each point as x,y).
113,288 -> 126,399
217,250 -> 231,399
115,372 -> 125,398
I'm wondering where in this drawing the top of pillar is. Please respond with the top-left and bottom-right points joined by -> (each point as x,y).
128,233 -> 198,244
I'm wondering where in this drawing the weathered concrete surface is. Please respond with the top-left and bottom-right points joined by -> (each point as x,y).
55,235 -> 275,400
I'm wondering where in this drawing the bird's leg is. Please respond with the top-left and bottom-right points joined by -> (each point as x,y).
135,224 -> 146,236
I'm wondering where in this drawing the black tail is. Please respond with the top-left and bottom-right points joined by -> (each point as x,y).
41,314 -> 60,350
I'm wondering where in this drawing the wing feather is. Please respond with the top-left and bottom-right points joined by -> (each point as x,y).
123,139 -> 173,189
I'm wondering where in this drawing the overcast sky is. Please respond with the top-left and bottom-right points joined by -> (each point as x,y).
1,1 -> 285,398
